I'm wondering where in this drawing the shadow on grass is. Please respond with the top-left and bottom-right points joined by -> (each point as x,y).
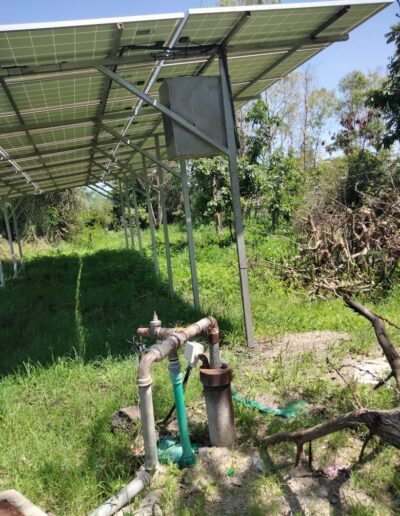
0,248 -> 233,377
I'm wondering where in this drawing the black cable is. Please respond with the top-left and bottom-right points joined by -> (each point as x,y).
157,364 -> 193,427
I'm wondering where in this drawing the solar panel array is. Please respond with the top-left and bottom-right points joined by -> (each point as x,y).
0,0 -> 391,199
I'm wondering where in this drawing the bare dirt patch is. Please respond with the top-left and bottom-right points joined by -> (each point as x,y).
258,330 -> 351,359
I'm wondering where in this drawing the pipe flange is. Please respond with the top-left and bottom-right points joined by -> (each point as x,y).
200,366 -> 232,387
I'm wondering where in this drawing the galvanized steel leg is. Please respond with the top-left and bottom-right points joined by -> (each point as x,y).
143,159 -> 159,277
3,204 -> 18,279
12,205 -> 25,273
155,136 -> 174,298
124,179 -> 135,250
0,259 -> 5,287
219,53 -> 255,348
131,177 -> 143,254
180,161 -> 200,312
119,180 -> 129,250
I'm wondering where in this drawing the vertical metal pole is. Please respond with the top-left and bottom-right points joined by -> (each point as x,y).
155,136 -> 174,298
3,204 -> 18,279
131,175 -> 143,254
143,157 -> 160,277
124,178 -> 135,250
12,205 -> 25,273
219,52 -> 255,348
0,259 -> 5,287
119,180 -> 129,250
180,160 -> 200,312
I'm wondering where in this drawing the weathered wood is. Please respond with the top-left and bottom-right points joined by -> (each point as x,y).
343,296 -> 400,388
265,298 -> 400,465
265,407 -> 400,451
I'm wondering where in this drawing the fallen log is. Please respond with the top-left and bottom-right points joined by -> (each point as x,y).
265,297 -> 400,466
265,407 -> 400,466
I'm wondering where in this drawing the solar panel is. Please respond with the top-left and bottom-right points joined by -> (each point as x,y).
0,0 -> 392,198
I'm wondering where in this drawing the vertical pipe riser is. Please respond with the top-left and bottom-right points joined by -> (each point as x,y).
138,384 -> 159,472
200,367 -> 236,447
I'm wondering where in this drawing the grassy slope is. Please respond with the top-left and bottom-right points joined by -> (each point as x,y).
0,224 -> 399,514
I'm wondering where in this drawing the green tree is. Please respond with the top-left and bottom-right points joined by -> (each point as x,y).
191,156 -> 232,235
328,71 -> 384,154
265,151 -> 301,231
4,189 -> 85,243
368,23 -> 400,147
245,99 -> 282,161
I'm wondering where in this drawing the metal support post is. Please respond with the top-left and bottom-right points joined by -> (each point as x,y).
219,52 -> 255,348
124,178 -> 135,250
3,204 -> 18,279
118,180 -> 129,250
143,158 -> 159,277
180,161 -> 200,312
12,204 -> 25,272
155,136 -> 174,298
131,176 -> 143,254
0,259 -> 5,287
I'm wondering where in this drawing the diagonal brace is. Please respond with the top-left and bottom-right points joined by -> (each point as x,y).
100,123 -> 180,179
96,65 -> 228,155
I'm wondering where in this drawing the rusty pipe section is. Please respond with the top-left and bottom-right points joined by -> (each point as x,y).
138,313 -> 221,367
137,315 -> 221,472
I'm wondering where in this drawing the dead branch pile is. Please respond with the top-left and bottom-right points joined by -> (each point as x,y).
265,297 -> 400,467
286,189 -> 400,295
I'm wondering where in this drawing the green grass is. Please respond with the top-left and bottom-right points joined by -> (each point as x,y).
0,223 -> 399,514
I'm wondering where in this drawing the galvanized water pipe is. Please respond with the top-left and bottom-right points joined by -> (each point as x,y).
136,315 -> 222,472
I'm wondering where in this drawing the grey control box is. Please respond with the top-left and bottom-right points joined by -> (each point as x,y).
159,76 -> 227,160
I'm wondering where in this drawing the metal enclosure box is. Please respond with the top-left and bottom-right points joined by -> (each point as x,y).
159,76 -> 227,160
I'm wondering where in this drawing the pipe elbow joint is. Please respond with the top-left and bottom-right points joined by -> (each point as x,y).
137,349 -> 158,386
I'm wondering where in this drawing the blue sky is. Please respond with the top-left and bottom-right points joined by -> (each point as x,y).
1,1 -> 398,91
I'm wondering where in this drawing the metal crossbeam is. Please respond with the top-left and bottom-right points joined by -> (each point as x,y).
0,78 -> 54,192
236,6 -> 351,97
0,34 -> 349,78
0,112 -> 155,136
195,10 -> 251,76
87,23 -> 124,184
88,185 -> 113,200
100,123 -> 180,179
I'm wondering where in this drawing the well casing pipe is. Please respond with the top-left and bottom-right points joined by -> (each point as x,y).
200,366 -> 236,447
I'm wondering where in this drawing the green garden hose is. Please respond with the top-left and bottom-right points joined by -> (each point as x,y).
232,388 -> 306,418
